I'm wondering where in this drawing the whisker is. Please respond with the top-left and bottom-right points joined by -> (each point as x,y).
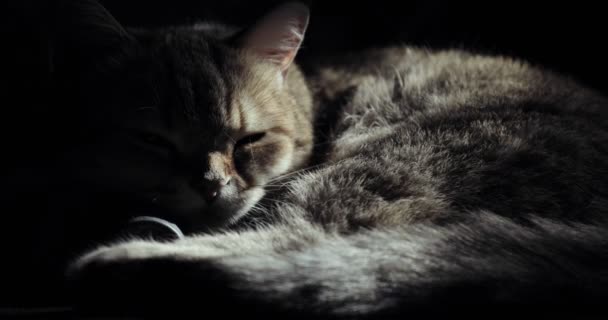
267,163 -> 327,183
248,203 -> 267,215
264,198 -> 294,208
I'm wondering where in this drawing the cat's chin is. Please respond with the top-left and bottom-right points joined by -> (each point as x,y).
181,186 -> 266,234
231,186 -> 266,224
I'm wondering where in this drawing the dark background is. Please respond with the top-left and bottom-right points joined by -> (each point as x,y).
4,0 -> 608,98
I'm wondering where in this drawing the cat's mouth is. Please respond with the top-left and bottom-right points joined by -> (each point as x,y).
135,185 -> 265,234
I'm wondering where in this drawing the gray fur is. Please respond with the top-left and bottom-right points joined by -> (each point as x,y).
71,46 -> 608,318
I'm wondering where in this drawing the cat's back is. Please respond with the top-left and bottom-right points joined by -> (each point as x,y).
287,47 -> 608,227
307,46 -> 606,119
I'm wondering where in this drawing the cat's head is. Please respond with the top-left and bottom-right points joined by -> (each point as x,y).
52,0 -> 313,233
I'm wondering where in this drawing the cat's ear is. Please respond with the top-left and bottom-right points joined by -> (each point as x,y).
51,0 -> 134,72
235,2 -> 309,74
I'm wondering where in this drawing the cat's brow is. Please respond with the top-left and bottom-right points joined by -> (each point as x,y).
136,106 -> 159,112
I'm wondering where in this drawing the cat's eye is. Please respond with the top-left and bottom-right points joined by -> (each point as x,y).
134,132 -> 173,150
235,132 -> 266,148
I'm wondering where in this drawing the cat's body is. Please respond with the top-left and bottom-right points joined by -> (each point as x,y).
72,45 -> 608,318
6,1 -> 608,317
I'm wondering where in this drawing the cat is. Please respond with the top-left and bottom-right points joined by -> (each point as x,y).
17,0 -> 608,318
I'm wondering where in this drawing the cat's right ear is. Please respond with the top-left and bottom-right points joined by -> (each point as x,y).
50,0 -> 134,73
233,2 -> 310,75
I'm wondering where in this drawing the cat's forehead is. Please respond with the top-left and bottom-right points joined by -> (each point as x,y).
148,31 -> 244,129
129,30 -> 281,135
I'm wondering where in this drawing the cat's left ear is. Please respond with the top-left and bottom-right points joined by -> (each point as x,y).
235,2 -> 309,74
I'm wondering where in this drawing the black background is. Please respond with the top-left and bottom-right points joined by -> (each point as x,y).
4,0 -> 608,98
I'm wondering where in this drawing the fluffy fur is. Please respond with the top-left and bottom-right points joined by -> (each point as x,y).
47,1 -> 608,318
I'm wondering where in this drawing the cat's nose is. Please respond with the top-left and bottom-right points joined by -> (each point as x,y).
202,177 -> 232,203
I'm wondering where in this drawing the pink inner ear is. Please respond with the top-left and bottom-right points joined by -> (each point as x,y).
242,2 -> 310,72
258,25 -> 305,70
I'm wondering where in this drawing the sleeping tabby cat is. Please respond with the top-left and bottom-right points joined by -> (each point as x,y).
28,0 -> 608,317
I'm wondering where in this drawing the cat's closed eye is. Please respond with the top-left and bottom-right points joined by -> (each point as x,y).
132,131 -> 174,151
235,132 -> 266,148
